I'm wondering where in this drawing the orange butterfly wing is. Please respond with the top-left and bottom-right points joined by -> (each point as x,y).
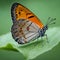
11,3 -> 44,29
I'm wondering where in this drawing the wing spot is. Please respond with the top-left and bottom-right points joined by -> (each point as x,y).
19,12 -> 20,14
28,16 -> 34,18
21,10 -> 23,11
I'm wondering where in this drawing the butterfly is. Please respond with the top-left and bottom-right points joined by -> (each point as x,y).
11,3 -> 56,44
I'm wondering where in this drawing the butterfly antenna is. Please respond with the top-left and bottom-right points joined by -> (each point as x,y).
46,17 -> 56,26
46,17 -> 51,24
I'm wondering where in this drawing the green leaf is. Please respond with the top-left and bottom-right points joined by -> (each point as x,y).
0,27 -> 60,60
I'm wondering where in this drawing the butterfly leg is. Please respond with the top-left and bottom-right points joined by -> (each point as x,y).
44,34 -> 49,43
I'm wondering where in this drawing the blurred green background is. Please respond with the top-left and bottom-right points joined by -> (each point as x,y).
0,0 -> 60,60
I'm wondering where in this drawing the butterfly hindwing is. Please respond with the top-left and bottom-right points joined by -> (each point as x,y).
11,19 -> 40,44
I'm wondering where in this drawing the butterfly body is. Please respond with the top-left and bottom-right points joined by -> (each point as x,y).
11,3 -> 55,44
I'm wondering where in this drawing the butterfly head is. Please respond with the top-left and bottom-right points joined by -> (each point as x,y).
38,17 -> 56,37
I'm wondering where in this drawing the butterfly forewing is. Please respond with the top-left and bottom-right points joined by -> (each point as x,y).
11,3 -> 44,29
